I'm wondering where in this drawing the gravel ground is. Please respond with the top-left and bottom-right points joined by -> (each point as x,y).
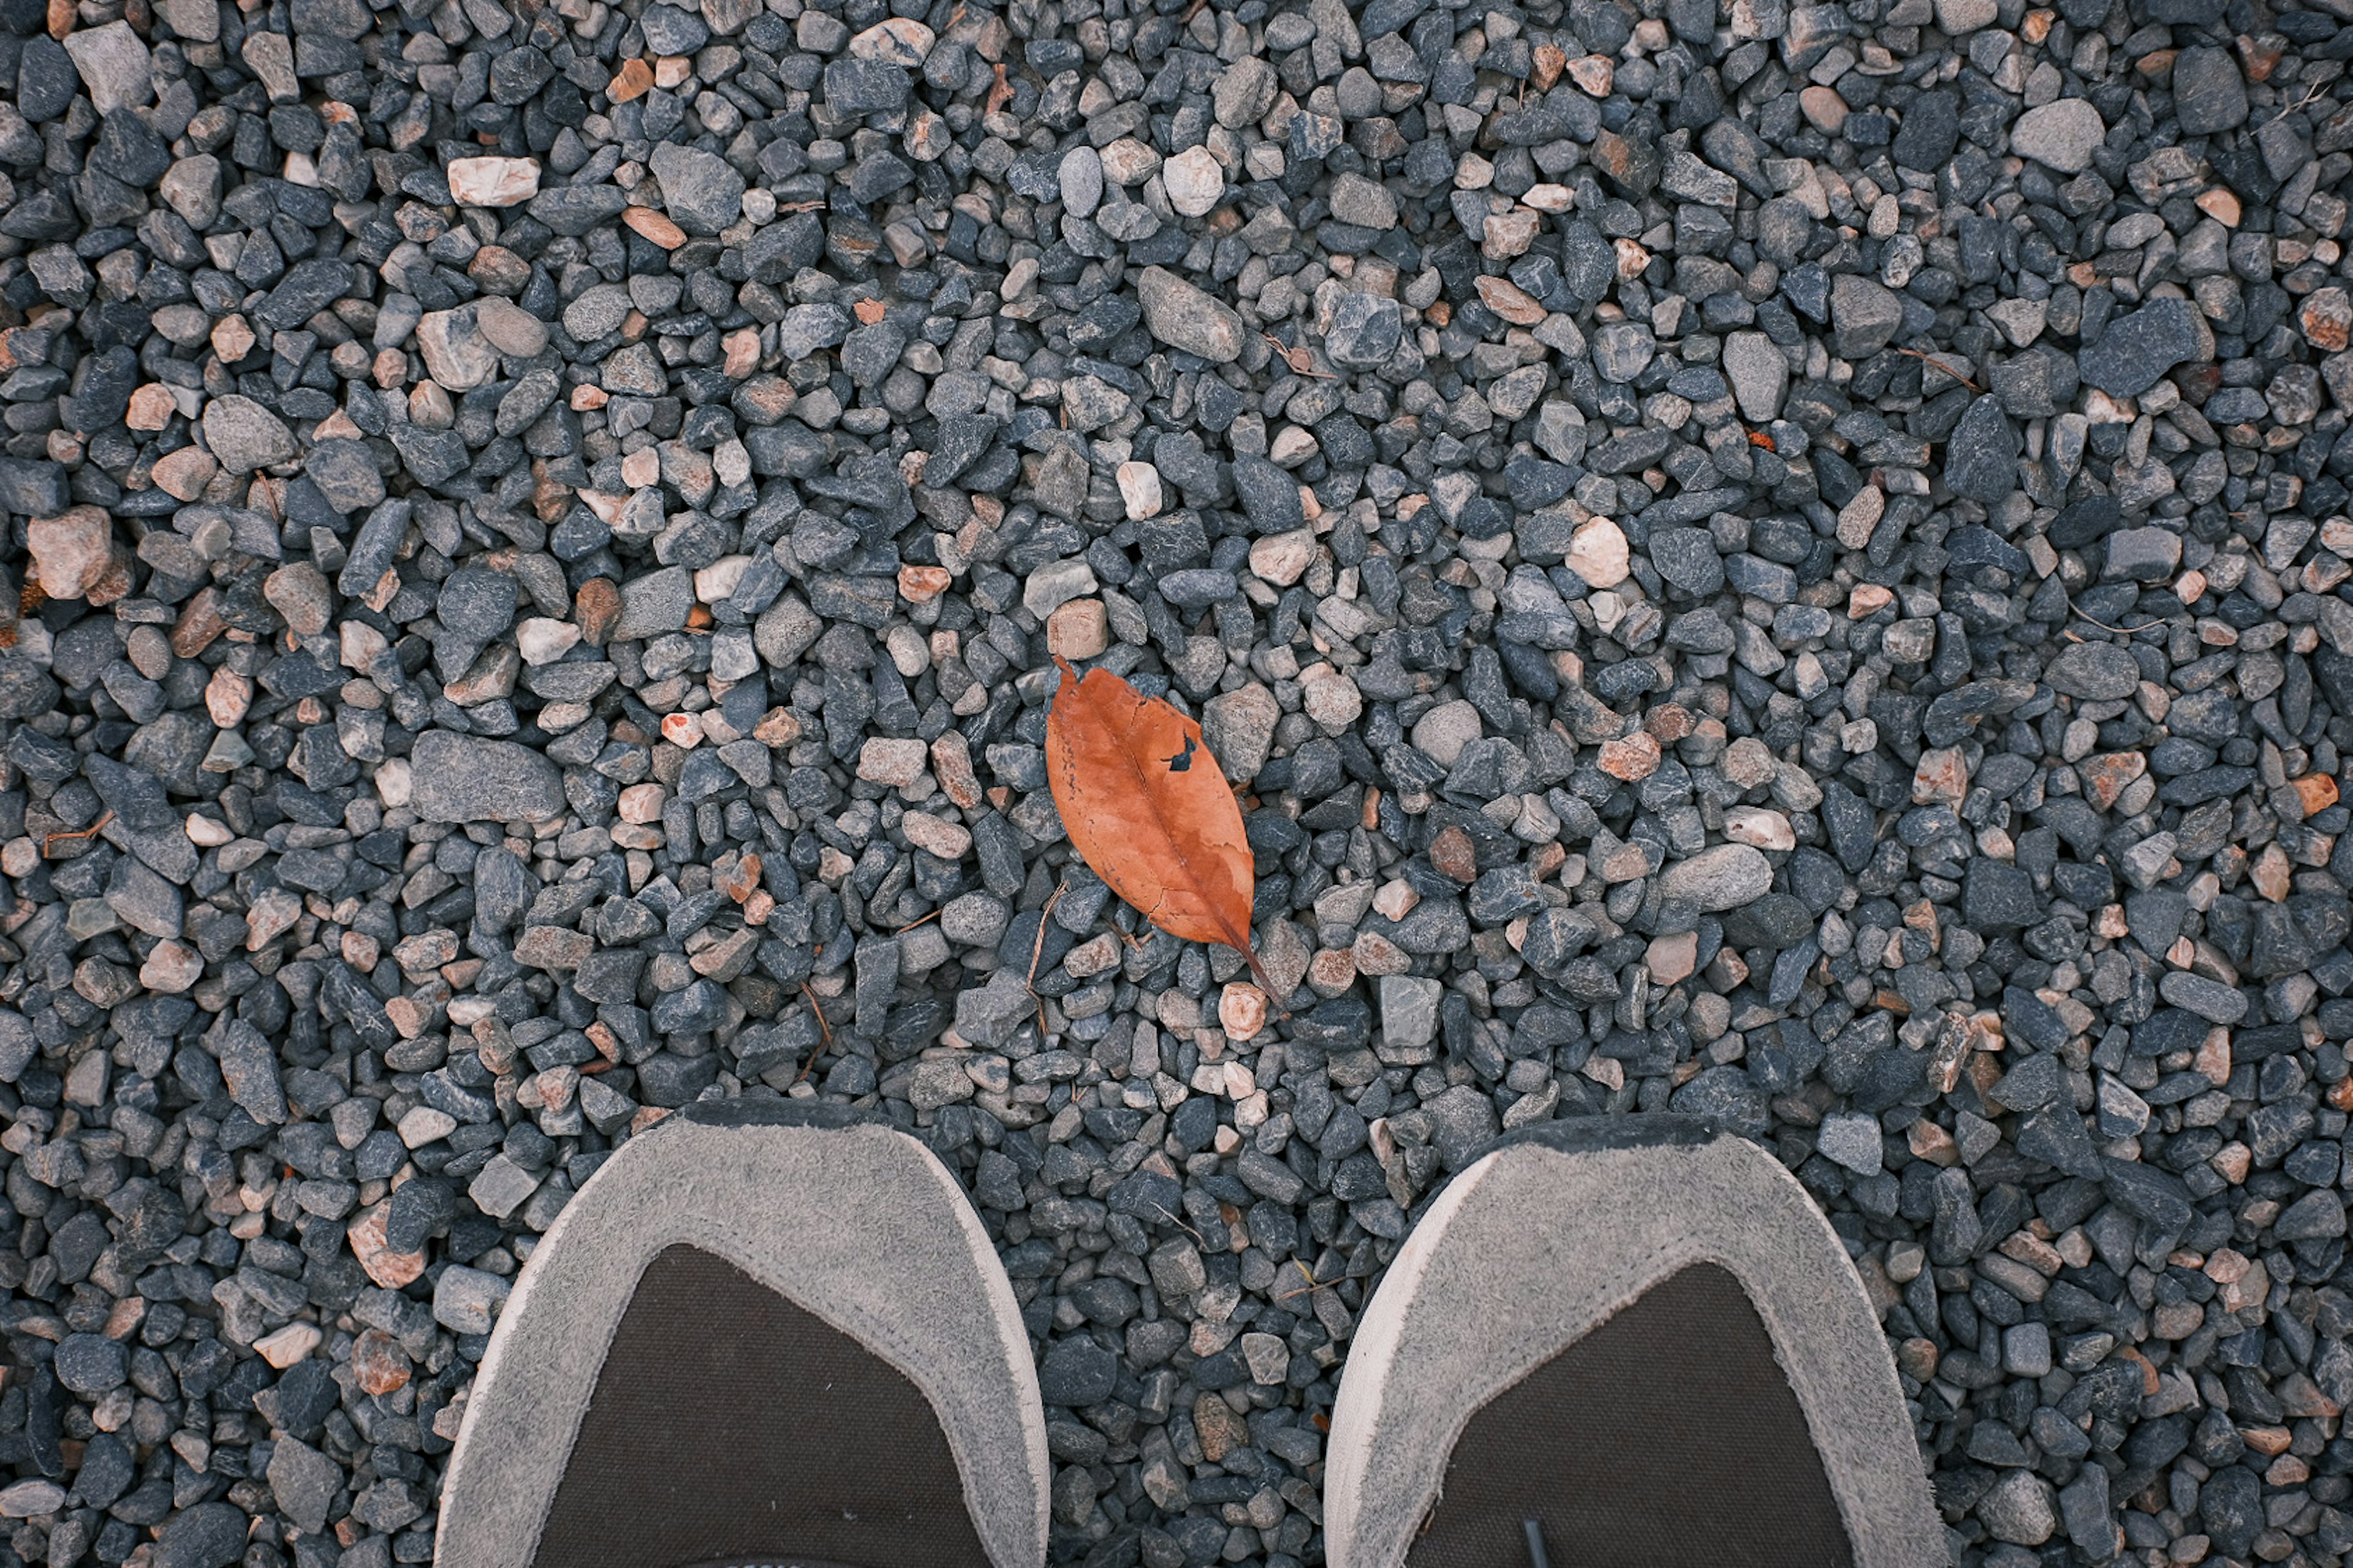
1,0 -> 2352,1561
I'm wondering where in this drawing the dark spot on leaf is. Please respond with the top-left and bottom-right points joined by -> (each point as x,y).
1164,736 -> 1197,773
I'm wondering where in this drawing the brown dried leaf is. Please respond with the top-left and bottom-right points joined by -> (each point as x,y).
1045,658 -> 1272,993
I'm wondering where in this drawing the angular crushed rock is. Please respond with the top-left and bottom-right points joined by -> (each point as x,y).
1,0 -> 2352,1564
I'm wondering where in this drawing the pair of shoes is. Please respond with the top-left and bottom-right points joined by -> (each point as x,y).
436,1104 -> 1946,1568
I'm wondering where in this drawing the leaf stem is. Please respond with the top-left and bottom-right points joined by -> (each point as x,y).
1027,882 -> 1067,1037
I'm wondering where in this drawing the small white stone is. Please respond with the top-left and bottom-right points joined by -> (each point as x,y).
1100,138 -> 1162,186
140,941 -> 202,994
1561,517 -> 1629,588
0,1479 -> 70,1519
1724,806 -> 1797,851
1269,425 -> 1318,464
515,617 -> 582,665
243,29 -> 297,101
859,737 -> 930,787
469,1155 -> 540,1220
714,438 -> 751,487
63,21 -> 153,114
1412,700 -> 1482,768
868,626 -> 921,680
446,156 -> 541,207
433,1265 -> 512,1335
694,554 -> 752,605
414,307 -> 499,392
1162,145 -> 1226,217
1024,558 -> 1099,618
1249,528 -> 1317,587
901,811 -> 972,858
1117,460 -> 1164,518
1302,670 -> 1362,731
398,1105 -> 458,1147
27,507 -> 117,600
1242,1331 -> 1290,1384
253,1321 -> 323,1369
1816,1112 -> 1884,1175
848,16 -> 933,63
2009,99 -> 2107,175
1047,599 -> 1109,660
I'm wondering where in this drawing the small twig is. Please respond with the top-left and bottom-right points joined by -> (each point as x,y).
793,982 -> 833,1084
1231,941 -> 1291,1020
1894,345 -> 1979,392
895,907 -> 944,934
1152,1200 -> 1207,1248
43,810 -> 113,856
1027,882 -> 1067,1034
2064,596 -> 2165,637
2276,77 -> 2333,120
1262,332 -> 1336,379
1273,1259 -> 1331,1301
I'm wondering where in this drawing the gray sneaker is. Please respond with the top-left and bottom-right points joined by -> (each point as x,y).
1324,1115 -> 1946,1568
435,1100 -> 1049,1568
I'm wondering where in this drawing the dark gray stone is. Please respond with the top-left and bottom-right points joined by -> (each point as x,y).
1944,396 -> 2017,502
2043,641 -> 2139,699
411,732 -> 567,823
2172,47 -> 2248,136
2080,298 -> 2206,397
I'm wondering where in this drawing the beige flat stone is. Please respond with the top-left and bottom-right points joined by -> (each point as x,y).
1561,517 -> 1629,587
447,156 -> 541,207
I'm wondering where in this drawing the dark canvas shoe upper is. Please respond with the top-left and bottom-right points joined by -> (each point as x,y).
1398,1262 -> 1855,1568
529,1243 -> 995,1568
